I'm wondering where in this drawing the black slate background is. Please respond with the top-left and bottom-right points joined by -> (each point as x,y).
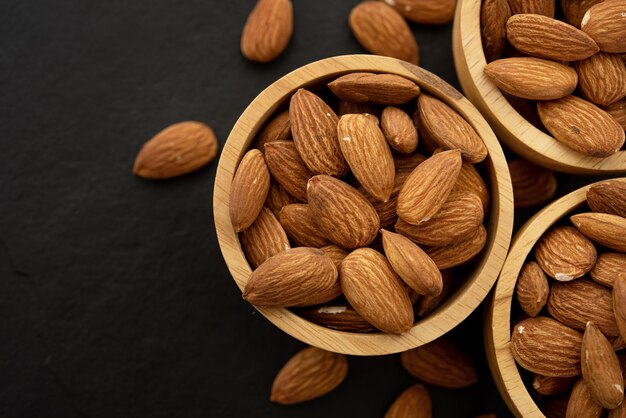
0,1 -> 610,417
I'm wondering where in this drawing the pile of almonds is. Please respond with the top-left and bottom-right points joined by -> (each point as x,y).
481,0 -> 626,157
510,179 -> 626,417
229,71 -> 492,335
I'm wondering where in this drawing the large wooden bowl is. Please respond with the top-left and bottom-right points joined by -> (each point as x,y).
452,0 -> 626,174
214,54 -> 513,356
486,178 -> 626,417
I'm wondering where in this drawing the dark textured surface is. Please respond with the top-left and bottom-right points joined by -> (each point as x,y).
0,1 -> 610,417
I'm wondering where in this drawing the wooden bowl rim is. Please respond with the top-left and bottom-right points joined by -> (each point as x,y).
213,54 -> 513,356
452,0 -> 626,174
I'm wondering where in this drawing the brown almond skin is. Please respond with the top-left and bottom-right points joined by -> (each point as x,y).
615,276 -> 626,344
279,204 -> 330,248
328,73 -> 421,105
533,374 -> 576,396
349,2 -> 419,65
297,304 -> 376,333
548,279 -> 619,336
340,248 -> 414,334
481,0 -> 512,62
270,347 -> 348,405
240,0 -> 293,63
508,0 -> 555,16
609,399 -> 626,418
516,261 -> 550,317
587,180 -> 626,218
320,245 -> 348,269
509,159 -> 557,209
289,89 -> 348,176
511,317 -> 583,377
571,212 -> 626,253
541,393 -> 570,418
397,150 -> 463,225
384,384 -> 432,418
562,0 -> 604,28
264,140 -> 312,201
230,149 -> 271,232
452,162 -> 491,212
241,207 -> 290,269
591,252 -> 626,288
534,225 -> 597,281
338,100 -> 380,117
360,169 -> 412,229
253,110 -> 291,150
243,248 -> 338,307
507,14 -> 599,61
566,379 -> 603,418
383,0 -> 455,25
426,225 -> 487,270
307,175 -> 380,249
381,106 -> 418,154
581,0 -> 626,53
606,98 -> 626,131
337,114 -> 395,202
381,229 -> 443,297
400,338 -> 478,388
581,322 -> 624,409
418,94 -> 487,163
576,52 -> 626,107
485,58 -> 578,101
265,181 -> 298,218
416,269 -> 455,317
394,152 -> 427,172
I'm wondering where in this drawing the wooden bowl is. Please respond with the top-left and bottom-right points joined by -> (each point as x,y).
214,54 -> 513,356
486,178 -> 626,417
452,0 -> 626,174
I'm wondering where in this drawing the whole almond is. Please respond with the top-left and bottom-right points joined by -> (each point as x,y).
320,245 -> 348,269
337,114 -> 395,201
340,248 -> 414,334
383,0 -> 455,24
297,304 -> 376,333
360,169 -> 412,228
591,252 -> 626,288
547,279 -> 619,336
381,229 -> 443,297
395,192 -> 484,247
481,0 -> 512,62
537,95 -> 625,157
606,98 -> 626,130
587,180 -> 626,218
270,347 -> 348,405
561,0 -> 604,27
133,121 -> 218,179
581,322 -> 624,409
349,2 -> 419,65
328,73 -> 421,105
572,212 -> 626,252
426,225 -> 487,269
418,94 -> 487,163
384,384 -> 432,418
279,204 -> 330,247
509,159 -> 557,208
534,226 -> 597,281
307,175 -> 380,249
240,0 -> 293,63
266,181 -> 298,217
508,0 -> 555,16
565,379 -> 603,418
400,337 -> 478,388
397,150 -> 463,225
516,261 -> 550,317
511,317 -> 583,377
242,247 -> 338,307
581,0 -> 626,53
416,269 -> 455,317
289,89 -> 348,176
484,58 -> 578,101
615,276 -> 626,343
381,107 -> 419,154
254,110 -> 291,150
507,14 -> 599,61
533,374 -> 576,396
264,140 -> 312,201
241,207 -> 290,268
338,100 -> 380,116
394,152 -> 427,172
575,52 -> 626,107
230,149 -> 271,232
452,162 -> 491,212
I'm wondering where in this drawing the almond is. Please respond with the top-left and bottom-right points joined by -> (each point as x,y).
270,347 -> 348,405
581,0 -> 626,53
609,400 -> 626,418
133,121 -> 218,179
541,393 -> 570,418
400,337 -> 478,388
265,181 -> 298,217
395,192 -> 484,247
575,52 -> 626,107
381,106 -> 419,154
297,303 -> 376,333
614,335 -> 626,352
340,248 -> 414,334
360,169 -> 412,228
381,229 -> 443,297
338,100 -> 380,116
533,374 -> 576,396
516,261 -> 550,317
278,204 -> 330,247
581,322 -> 624,409
253,110 -> 291,150
452,162 -> 491,212
561,0 -> 604,28
511,317 -> 583,377
241,207 -> 290,269
230,149 -> 271,232
394,152 -> 427,172
587,180 -> 626,218
328,73 -> 421,105
606,98 -> 626,130
534,226 -> 597,281
418,94 -> 488,163
507,14 -> 599,61
320,245 -> 348,269
307,175 -> 380,249
384,384 -> 432,418
508,0 -> 555,16
481,0 -> 512,62
397,150 -> 463,225
537,95 -> 626,157
509,159 -> 558,209
484,58 -> 578,101
383,0 -> 455,24
242,247 -> 338,307
426,225 -> 487,269
571,212 -> 626,252
615,276 -> 626,343
547,279 -> 619,336
349,1 -> 419,65
416,269 -> 455,317
264,140 -> 312,201
240,0 -> 293,63
591,252 -> 626,288
565,379 -> 603,418
289,89 -> 348,176
337,114 -> 395,201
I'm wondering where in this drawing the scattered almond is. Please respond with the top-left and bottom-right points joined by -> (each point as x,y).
384,384 -> 432,418
241,0 -> 293,63
230,149 -> 271,232
383,0 -> 456,25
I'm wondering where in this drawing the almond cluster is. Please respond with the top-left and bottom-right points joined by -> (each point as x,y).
480,0 -> 626,158
229,71 -> 492,335
510,180 -> 626,416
